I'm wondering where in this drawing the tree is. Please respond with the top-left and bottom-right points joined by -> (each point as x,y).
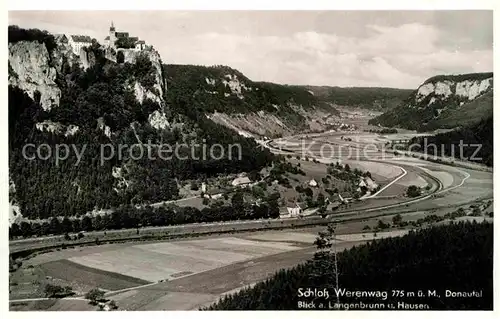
116,50 -> 125,63
61,217 -> 72,233
115,37 -> 136,49
317,205 -> 327,218
317,193 -> 326,206
303,187 -> 313,198
82,216 -> 93,231
392,214 -> 403,225
109,300 -> 118,310
377,219 -> 389,230
406,185 -> 421,198
49,217 -> 61,234
311,224 -> 339,297
231,192 -> 244,209
85,288 -> 105,305
20,221 -> 32,237
252,185 -> 265,198
10,223 -> 20,239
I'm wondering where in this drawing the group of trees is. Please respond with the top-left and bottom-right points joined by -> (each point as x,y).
406,185 -> 422,198
205,221 -> 493,310
366,128 -> 398,134
44,284 -> 74,298
10,197 -> 280,239
115,37 -> 136,49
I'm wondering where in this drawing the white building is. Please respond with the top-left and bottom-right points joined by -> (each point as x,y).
68,35 -> 93,55
308,179 -> 318,187
231,176 -> 251,187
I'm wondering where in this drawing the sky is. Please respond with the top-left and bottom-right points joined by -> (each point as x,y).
8,10 -> 493,89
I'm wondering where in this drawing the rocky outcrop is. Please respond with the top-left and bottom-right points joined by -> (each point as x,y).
79,47 -> 96,70
221,74 -> 251,99
148,110 -> 170,130
415,76 -> 492,106
35,121 -> 80,136
97,117 -> 112,138
134,81 -> 162,105
8,41 -> 61,110
119,48 -> 165,105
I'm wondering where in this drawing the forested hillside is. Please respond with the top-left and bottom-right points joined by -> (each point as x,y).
407,116 -> 493,166
205,222 -> 493,310
165,64 -> 340,137
9,26 -> 274,219
303,86 -> 412,111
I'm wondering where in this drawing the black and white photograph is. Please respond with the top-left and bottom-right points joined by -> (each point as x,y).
6,5 -> 495,312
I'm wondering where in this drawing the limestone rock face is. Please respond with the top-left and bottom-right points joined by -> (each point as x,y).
79,47 -> 96,70
119,48 -> 165,105
148,110 -> 170,130
9,41 -> 61,110
414,77 -> 493,106
455,78 -> 492,100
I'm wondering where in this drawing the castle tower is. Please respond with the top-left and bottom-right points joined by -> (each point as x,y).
109,21 -> 116,48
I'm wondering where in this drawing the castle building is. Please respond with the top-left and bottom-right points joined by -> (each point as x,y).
104,22 -> 146,50
68,35 -> 92,55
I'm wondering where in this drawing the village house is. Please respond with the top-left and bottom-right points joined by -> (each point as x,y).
357,176 -> 379,194
308,179 -> 318,187
68,35 -> 92,55
280,203 -> 302,218
231,176 -> 252,187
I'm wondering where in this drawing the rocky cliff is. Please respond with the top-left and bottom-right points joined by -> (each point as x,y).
9,26 -> 275,221
369,72 -> 493,131
120,48 -> 166,105
8,41 -> 61,111
9,34 -> 168,135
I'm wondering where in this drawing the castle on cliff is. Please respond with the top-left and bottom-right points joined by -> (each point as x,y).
104,22 -> 146,51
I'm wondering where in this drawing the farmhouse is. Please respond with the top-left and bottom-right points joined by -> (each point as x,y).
357,176 -> 379,194
308,179 -> 318,187
232,176 -> 252,187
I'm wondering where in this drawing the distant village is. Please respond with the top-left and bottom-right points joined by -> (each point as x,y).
55,22 -> 148,56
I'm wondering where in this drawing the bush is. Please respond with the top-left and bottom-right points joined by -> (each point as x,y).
45,284 -> 73,298
406,185 -> 421,198
85,288 -> 105,304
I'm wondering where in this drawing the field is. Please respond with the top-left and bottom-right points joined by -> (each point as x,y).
11,227 -> 394,310
41,259 -> 150,290
68,237 -> 301,282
